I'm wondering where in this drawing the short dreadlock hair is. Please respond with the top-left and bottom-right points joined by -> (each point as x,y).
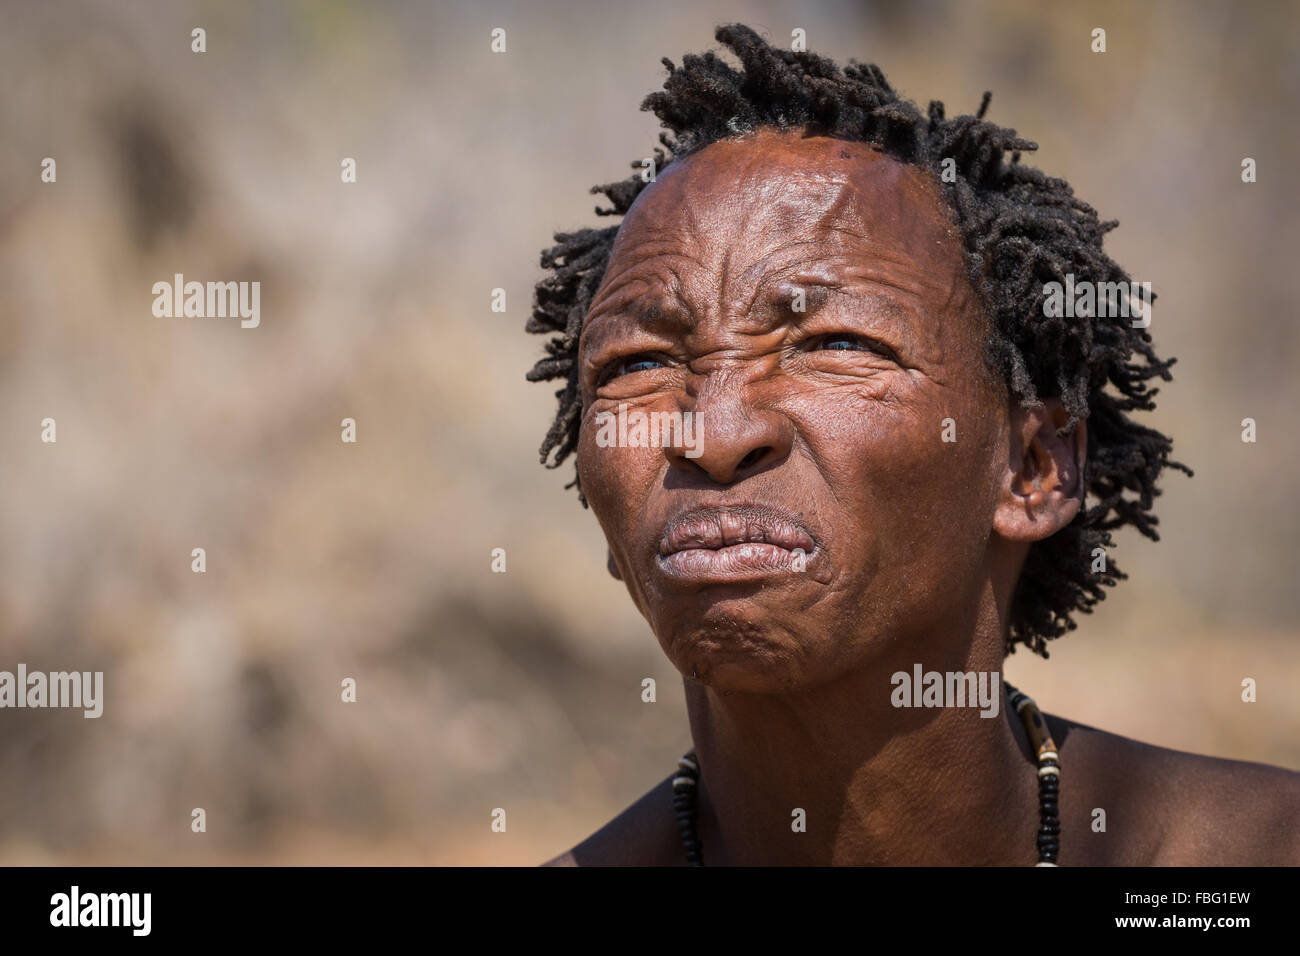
526,23 -> 1190,658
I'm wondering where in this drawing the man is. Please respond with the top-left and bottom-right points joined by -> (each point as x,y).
526,24 -> 1299,865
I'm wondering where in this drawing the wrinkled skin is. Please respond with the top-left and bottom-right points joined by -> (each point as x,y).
545,129 -> 1300,866
575,130 -> 1053,695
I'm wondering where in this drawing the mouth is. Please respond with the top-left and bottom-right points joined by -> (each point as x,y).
656,504 -> 818,583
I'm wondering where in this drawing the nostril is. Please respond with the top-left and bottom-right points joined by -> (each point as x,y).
738,447 -> 770,471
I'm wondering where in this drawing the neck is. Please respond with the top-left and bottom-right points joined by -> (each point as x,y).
682,593 -> 1040,865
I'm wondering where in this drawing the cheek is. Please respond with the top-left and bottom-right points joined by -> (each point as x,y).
792,381 -> 1000,579
576,408 -> 662,554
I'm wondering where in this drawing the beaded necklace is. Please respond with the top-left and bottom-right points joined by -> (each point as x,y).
671,681 -> 1061,865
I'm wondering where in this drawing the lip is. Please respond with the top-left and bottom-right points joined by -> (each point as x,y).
656,504 -> 818,583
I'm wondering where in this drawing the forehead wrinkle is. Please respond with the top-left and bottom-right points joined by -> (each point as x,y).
734,237 -> 875,315
723,183 -> 909,315
586,243 -> 704,323
722,180 -> 863,308
590,135 -> 975,362
611,167 -> 727,270
606,159 -> 862,320
593,238 -> 691,297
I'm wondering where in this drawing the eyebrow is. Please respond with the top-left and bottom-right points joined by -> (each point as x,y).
760,277 -> 926,357
759,275 -> 912,321
581,296 -> 693,355
760,279 -> 838,314
627,299 -> 691,329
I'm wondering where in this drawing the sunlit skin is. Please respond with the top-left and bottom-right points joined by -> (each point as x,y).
545,129 -> 1300,866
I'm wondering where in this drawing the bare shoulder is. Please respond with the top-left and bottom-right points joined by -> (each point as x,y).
540,772 -> 682,867
1046,712 -> 1300,865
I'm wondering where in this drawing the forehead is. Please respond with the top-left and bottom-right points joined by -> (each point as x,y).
588,129 -> 971,324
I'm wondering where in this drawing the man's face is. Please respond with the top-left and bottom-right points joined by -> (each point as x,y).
575,128 -> 1012,693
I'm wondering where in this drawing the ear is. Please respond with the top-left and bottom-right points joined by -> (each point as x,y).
607,549 -> 623,581
992,398 -> 1086,543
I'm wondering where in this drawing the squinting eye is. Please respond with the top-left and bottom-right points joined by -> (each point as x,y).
818,336 -> 869,351
598,354 -> 666,385
811,333 -> 900,363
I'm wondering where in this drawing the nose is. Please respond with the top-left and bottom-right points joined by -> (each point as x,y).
667,372 -> 793,484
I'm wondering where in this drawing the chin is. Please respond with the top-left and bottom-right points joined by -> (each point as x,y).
655,602 -> 825,694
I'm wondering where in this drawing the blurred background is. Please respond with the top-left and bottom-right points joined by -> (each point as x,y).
0,0 -> 1296,864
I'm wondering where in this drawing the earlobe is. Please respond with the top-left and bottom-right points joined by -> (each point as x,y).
993,399 -> 1087,543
